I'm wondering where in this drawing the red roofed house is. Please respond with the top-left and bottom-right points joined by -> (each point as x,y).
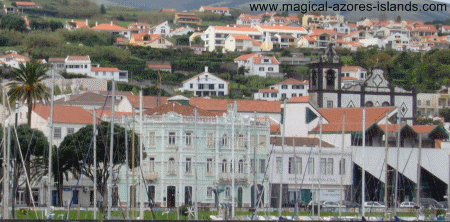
234,53 -> 279,77
255,25 -> 308,50
224,34 -> 261,52
65,55 -> 128,82
147,64 -> 172,72
6,104 -> 94,146
179,66 -> 229,97
441,25 -> 450,34
15,1 -> 37,8
174,13 -> 202,26
202,26 -> 262,51
129,33 -> 173,48
117,95 -> 170,112
254,78 -> 309,101
91,21 -> 130,39
341,64 -> 367,81
199,6 -> 230,15
65,19 -> 90,31
408,24 -> 438,41
298,29 -> 338,48
0,53 -> 30,68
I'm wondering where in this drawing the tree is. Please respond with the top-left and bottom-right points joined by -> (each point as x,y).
54,85 -> 61,95
440,107 -> 450,122
58,122 -> 140,207
280,49 -> 292,57
0,14 -> 27,32
379,12 -> 388,22
100,4 -> 107,14
396,16 -> 402,23
237,66 -> 248,75
7,61 -> 50,206
63,86 -> 72,94
416,117 -> 444,128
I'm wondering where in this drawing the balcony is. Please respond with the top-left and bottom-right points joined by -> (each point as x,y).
167,169 -> 176,176
219,173 -> 247,183
144,172 -> 159,181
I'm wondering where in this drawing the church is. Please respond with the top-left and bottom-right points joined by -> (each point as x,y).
308,45 -> 417,123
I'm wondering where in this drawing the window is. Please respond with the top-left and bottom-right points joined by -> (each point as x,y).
426,100 -> 430,106
185,132 -> 192,146
289,157 -> 295,174
219,84 -> 224,89
238,134 -> 244,147
238,160 -> 244,173
67,128 -> 74,135
281,93 -> 286,98
268,67 -> 273,71
207,132 -> 214,148
259,67 -> 265,71
229,160 -> 233,172
149,132 -> 155,148
281,85 -> 288,89
307,158 -> 314,175
207,158 -> 213,174
339,159 -> 346,175
276,157 -> 282,173
296,158 -> 302,174
198,84 -> 204,90
360,73 -> 364,78
209,84 -> 214,90
222,159 -> 227,173
207,187 -> 213,198
271,93 -> 277,98
300,85 -> 304,89
259,159 -> 265,173
190,83 -> 193,89
149,157 -> 155,172
185,158 -> 192,173
222,134 -> 228,147
292,85 -> 300,89
225,187 -> 231,198
263,93 -> 269,98
205,75 -> 208,81
251,159 -> 255,173
72,190 -> 79,205
292,93 -> 297,97
168,132 -> 176,146
263,59 -> 270,63
259,135 -> 266,147
327,100 -> 333,108
103,72 -> 106,76
95,71 -> 98,76
218,92 -> 224,96
320,158 -> 326,175
327,158 -> 334,175
54,127 -> 61,139
168,157 -> 176,174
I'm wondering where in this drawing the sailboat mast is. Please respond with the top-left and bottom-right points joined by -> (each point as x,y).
318,116 -> 322,218
107,80 -> 115,219
124,115 -> 129,219
132,108 -> 136,219
279,99 -> 286,217
384,112 -> 388,220
139,90 -> 144,218
93,109 -> 97,220
2,89 -> 7,219
339,112 -> 345,218
231,102 -> 236,218
416,133 -> 422,209
253,111 -> 257,210
47,69 -> 55,217
394,115 -> 401,216
362,108 -> 366,217
194,108 -> 198,220
293,137 -> 297,217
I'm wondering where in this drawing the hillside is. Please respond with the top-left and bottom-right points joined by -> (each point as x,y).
91,0 -> 450,22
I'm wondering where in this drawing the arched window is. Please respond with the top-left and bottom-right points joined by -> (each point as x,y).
365,101 -> 373,107
311,70 -> 317,87
168,157 -> 175,174
225,187 -> 231,198
222,159 -> 227,173
238,134 -> 244,148
222,134 -> 228,147
382,101 -> 390,107
238,160 -> 244,173
326,69 -> 335,89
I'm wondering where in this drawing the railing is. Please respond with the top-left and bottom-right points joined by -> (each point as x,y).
219,173 -> 247,182
144,172 -> 159,180
167,169 -> 176,176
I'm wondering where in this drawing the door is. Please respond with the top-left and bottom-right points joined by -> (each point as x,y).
185,186 -> 192,205
167,186 -> 176,207
238,187 -> 243,208
52,191 -> 58,206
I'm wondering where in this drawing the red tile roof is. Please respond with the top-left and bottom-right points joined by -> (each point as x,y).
67,56 -> 90,61
257,25 -> 306,32
201,6 -> 229,11
67,20 -> 90,29
253,56 -> 279,65
230,34 -> 252,40
92,23 -> 128,31
286,96 -> 309,103
234,53 -> 257,61
259,89 -> 278,93
189,97 -> 282,113
132,33 -> 162,42
277,78 -> 304,85
303,35 -> 316,42
33,104 -> 93,124
87,109 -> 133,118
144,102 -> 217,116
91,67 -> 119,72
147,64 -> 171,69
319,107 -> 395,125
341,77 -> 359,80
16,1 -> 35,6
270,136 -> 334,147
342,65 -> 366,72
251,39 -> 261,46
126,95 -> 170,109
162,8 -> 177,12
212,26 -> 259,32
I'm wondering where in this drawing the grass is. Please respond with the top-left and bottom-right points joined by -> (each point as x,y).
8,209 -> 420,220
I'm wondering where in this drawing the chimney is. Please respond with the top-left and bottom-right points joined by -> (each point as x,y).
86,19 -> 88,26
251,23 -> 254,28
71,19 -> 74,22
110,21 -> 113,26
226,24 -> 229,27
95,21 -> 98,26
205,66 -> 209,73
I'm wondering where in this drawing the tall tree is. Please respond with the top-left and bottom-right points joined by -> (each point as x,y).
100,4 -> 107,14
0,14 -> 27,32
58,122 -> 140,207
7,61 -> 50,206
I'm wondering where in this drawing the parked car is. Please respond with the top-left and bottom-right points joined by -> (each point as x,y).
322,201 -> 341,208
415,198 -> 444,208
339,201 -> 360,208
364,201 -> 385,208
400,201 -> 418,208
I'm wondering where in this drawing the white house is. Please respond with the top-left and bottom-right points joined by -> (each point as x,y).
234,53 -> 279,77
64,19 -> 90,31
341,64 -> 367,80
179,66 -> 229,97
0,53 -> 30,68
91,21 -> 131,39
383,33 -> 410,47
324,22 -> 357,35
342,30 -> 373,42
169,26 -> 195,37
151,21 -> 170,36
202,26 -> 263,52
357,38 -> 386,48
199,6 -> 230,15
441,25 -> 450,34
254,78 -> 309,101
223,34 -> 261,52
65,55 -> 91,75
64,56 -> 128,82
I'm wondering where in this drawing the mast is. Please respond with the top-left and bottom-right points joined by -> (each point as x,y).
384,112 -> 388,220
93,109 -> 97,220
362,108 -> 366,217
318,116 -> 322,218
293,137 -> 298,217
47,69 -> 55,217
339,112 -> 345,218
279,99 -> 286,217
231,101 -> 236,218
194,108 -> 198,220
416,133 -> 422,209
124,115 -> 129,219
394,115 -> 401,216
253,111 -> 257,210
139,90 -> 144,218
2,89 -> 7,219
132,109 -> 136,219
107,80 -> 115,219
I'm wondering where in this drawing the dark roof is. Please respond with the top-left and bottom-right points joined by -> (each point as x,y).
144,102 -> 216,116
54,92 -> 119,108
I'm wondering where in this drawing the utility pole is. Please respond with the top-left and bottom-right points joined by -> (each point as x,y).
384,112 -> 388,221
47,69 -> 55,217
132,109 -> 136,219
394,115 -> 401,216
253,111 -> 257,210
279,99 -> 286,217
93,109 -> 97,220
12,102 -> 18,219
139,90 -> 144,219
107,80 -> 115,219
2,89 -> 7,219
318,116 -> 322,217
194,108 -> 198,220
231,101 -> 236,218
125,116 -> 129,219
339,112 -> 345,219
362,108 -> 366,217
416,133 -> 422,210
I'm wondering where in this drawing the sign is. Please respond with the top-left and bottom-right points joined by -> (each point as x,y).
441,94 -> 450,98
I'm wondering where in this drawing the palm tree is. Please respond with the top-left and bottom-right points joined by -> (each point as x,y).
7,60 -> 50,126
7,60 -> 50,206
